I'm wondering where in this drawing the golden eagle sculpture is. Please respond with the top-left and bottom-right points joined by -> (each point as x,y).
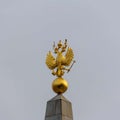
46,39 -> 75,94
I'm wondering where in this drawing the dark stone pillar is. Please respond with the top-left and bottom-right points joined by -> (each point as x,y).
45,94 -> 73,120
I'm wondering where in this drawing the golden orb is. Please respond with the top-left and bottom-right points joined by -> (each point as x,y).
52,77 -> 68,94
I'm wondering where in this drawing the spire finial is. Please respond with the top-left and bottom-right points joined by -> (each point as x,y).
46,39 -> 75,94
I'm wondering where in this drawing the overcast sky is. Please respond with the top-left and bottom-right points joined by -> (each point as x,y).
0,0 -> 120,120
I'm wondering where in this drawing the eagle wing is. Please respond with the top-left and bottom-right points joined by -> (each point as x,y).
46,51 -> 57,70
63,47 -> 74,66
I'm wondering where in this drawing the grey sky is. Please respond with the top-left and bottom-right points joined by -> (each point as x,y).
0,0 -> 120,120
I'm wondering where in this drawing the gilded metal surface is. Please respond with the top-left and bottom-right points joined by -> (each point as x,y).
46,39 -> 75,94
52,77 -> 68,94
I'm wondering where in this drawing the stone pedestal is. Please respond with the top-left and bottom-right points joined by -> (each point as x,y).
45,94 -> 73,120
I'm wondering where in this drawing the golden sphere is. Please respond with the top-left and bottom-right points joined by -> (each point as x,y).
52,77 -> 68,94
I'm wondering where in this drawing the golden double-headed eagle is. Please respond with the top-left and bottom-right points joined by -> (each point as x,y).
46,39 -> 75,77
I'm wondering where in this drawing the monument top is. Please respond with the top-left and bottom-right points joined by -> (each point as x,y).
44,39 -> 75,120
45,39 -> 75,94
